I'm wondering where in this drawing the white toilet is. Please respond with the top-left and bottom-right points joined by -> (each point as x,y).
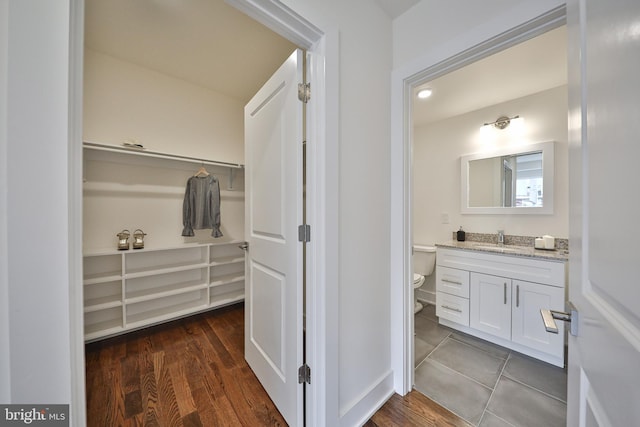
413,244 -> 436,314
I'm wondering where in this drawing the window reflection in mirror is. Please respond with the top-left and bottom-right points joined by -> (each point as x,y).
468,151 -> 543,208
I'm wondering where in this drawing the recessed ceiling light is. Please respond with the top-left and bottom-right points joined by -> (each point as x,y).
417,88 -> 433,99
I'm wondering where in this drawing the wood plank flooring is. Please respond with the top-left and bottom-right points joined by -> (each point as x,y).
365,391 -> 472,427
86,302 -> 470,426
85,303 -> 287,426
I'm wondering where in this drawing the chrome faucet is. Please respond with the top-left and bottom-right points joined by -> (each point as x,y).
497,230 -> 505,246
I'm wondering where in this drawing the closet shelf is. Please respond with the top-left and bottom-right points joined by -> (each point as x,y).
125,281 -> 208,304
84,141 -> 244,169
210,256 -> 245,266
84,141 -> 244,190
84,298 -> 123,313
125,262 -> 209,279
126,301 -> 210,329
210,273 -> 245,287
84,273 -> 122,286
85,322 -> 124,341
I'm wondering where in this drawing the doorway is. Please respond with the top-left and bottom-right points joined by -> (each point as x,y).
390,5 -> 569,426
77,1 -> 328,425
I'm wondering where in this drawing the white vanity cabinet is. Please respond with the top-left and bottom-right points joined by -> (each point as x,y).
436,246 -> 567,367
83,241 -> 245,342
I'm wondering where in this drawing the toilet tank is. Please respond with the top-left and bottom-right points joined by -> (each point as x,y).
413,244 -> 436,276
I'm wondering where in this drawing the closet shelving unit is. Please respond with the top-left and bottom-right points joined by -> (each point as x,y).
82,142 -> 246,342
83,242 -> 246,342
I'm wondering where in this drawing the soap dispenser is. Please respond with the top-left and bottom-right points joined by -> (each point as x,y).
456,226 -> 466,242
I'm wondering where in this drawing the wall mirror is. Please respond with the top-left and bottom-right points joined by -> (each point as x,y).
461,141 -> 554,214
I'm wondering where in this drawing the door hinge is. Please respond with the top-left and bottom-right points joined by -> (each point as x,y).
298,83 -> 311,103
298,364 -> 311,384
298,224 -> 311,242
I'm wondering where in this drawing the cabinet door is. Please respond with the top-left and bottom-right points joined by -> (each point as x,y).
470,273 -> 511,340
511,280 -> 564,358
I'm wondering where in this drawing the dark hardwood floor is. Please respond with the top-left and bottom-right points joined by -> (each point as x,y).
86,303 -> 470,426
85,303 -> 287,426
365,391 -> 472,427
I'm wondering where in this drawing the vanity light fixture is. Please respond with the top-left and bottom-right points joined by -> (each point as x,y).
417,88 -> 433,99
484,115 -> 520,130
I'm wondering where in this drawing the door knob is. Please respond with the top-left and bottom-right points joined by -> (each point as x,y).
540,301 -> 578,336
239,242 -> 249,251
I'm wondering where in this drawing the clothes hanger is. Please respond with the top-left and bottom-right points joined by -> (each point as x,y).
194,164 -> 210,177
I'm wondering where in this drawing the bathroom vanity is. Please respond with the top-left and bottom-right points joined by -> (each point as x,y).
435,243 -> 567,367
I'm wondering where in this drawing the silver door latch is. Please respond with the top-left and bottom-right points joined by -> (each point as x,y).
238,242 -> 249,251
540,301 -> 578,336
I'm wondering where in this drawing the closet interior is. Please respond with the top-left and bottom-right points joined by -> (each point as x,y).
81,0 -> 296,343
82,143 -> 246,341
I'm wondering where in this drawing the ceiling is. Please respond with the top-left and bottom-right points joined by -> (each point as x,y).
86,1 -> 566,125
84,0 -> 297,102
374,0 -> 421,19
413,25 -> 567,127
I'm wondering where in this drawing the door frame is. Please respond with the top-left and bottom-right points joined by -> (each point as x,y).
68,1 -> 338,425
389,5 -> 567,393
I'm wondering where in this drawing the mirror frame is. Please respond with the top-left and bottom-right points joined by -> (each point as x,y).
461,141 -> 554,214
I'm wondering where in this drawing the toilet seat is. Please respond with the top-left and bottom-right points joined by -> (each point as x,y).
413,273 -> 425,288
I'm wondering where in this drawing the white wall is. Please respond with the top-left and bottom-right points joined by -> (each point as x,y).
0,0 -> 10,403
4,0 -> 72,404
393,0 -> 565,69
280,0 -> 394,424
84,49 -> 244,164
413,86 -> 569,244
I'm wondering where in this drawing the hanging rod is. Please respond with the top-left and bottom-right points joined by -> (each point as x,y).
83,141 -> 244,169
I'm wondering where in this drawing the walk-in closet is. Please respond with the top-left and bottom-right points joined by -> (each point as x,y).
81,0 -> 294,342
81,2 -> 297,423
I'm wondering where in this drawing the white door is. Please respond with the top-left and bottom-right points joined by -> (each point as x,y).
470,273 -> 511,340
244,49 -> 304,426
566,0 -> 640,425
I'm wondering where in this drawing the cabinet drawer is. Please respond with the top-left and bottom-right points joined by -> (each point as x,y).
436,266 -> 470,298
436,292 -> 469,326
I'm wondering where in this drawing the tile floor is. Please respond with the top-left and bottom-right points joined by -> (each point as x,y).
414,303 -> 567,427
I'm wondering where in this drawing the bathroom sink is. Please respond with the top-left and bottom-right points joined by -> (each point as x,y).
472,245 -> 522,254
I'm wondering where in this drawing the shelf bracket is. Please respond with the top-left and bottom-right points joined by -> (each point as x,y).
229,168 -> 236,190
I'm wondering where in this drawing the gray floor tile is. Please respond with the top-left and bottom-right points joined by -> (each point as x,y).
487,376 -> 566,427
429,338 -> 506,388
503,352 -> 567,402
415,315 -> 451,347
417,303 -> 438,322
449,331 -> 510,360
415,359 -> 492,425
414,336 -> 435,367
479,411 -> 515,427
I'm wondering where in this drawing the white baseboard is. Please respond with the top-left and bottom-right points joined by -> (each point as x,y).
415,288 -> 435,305
339,370 -> 394,426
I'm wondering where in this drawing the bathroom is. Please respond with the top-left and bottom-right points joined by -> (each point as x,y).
410,25 -> 569,426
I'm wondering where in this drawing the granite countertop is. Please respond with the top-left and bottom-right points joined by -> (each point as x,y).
436,240 -> 569,262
